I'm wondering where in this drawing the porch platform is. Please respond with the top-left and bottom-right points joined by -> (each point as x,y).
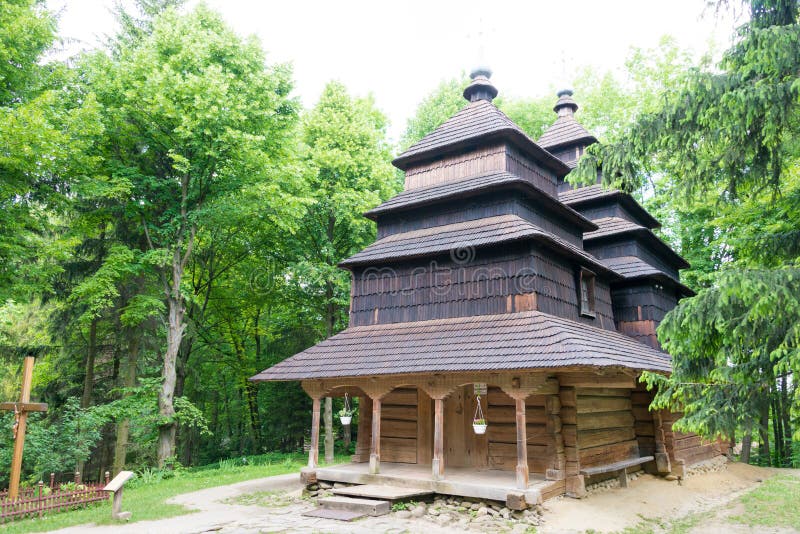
315,462 -> 560,505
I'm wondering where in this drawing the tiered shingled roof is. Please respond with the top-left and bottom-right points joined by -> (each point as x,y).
340,214 -> 616,275
559,185 -> 661,229
600,256 -> 694,296
393,100 -> 569,177
537,89 -> 597,153
250,310 -> 672,381
584,217 -> 690,269
365,170 -> 597,231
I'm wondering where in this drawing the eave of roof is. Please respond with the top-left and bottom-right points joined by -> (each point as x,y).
537,115 -> 598,152
364,170 -> 598,232
583,216 -> 690,270
392,100 -> 571,178
599,256 -> 695,297
559,185 -> 662,229
339,214 -> 618,278
250,309 -> 672,382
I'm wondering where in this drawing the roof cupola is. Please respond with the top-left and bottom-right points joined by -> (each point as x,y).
462,67 -> 498,102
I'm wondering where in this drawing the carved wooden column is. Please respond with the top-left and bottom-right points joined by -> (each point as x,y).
369,397 -> 382,474
514,397 -> 529,489
309,396 -> 321,468
432,397 -> 445,480
546,394 -> 565,481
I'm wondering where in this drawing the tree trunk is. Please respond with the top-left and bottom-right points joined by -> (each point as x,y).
780,375 -> 792,466
113,330 -> 139,475
82,318 -> 98,409
758,402 -> 771,466
324,397 -> 334,463
158,250 -> 187,467
741,423 -> 753,464
772,395 -> 783,465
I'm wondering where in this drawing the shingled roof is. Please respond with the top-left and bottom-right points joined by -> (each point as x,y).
392,99 -> 570,177
537,89 -> 597,153
559,185 -> 661,229
340,214 -> 618,277
364,170 -> 597,231
583,217 -> 690,269
250,310 -> 672,381
600,256 -> 695,296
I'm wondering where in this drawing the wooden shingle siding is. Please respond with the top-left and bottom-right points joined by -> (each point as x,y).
505,144 -> 558,197
404,144 -> 507,190
612,284 -> 678,325
376,194 -> 583,247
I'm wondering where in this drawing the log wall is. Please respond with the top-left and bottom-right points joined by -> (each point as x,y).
380,387 -> 419,464
574,387 -> 639,472
485,387 -> 552,474
661,411 -> 730,470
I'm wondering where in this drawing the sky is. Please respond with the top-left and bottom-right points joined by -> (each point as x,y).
47,0 -> 743,141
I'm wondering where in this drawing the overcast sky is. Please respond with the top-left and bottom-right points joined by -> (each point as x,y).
48,0 -> 742,141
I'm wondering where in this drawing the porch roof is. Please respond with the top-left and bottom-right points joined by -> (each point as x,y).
250,310 -> 672,381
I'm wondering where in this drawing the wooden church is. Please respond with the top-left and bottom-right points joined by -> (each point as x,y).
252,70 -> 727,507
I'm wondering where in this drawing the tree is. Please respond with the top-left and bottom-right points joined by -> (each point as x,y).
585,0 -> 800,465
82,4 -> 299,465
287,81 -> 398,460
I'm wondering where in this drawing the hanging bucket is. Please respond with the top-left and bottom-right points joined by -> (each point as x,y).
339,392 -> 353,425
340,415 -> 352,425
473,394 -> 487,434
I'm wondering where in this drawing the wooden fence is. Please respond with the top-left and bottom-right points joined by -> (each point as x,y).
0,472 -> 109,524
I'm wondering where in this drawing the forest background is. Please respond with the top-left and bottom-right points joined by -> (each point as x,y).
1,0 -> 798,487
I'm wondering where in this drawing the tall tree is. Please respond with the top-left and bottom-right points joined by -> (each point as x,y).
288,81 -> 398,460
82,4 -> 299,465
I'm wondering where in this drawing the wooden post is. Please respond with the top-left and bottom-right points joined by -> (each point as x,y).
653,411 -> 672,474
515,397 -> 529,489
1,357 -> 48,501
369,398 -> 381,474
432,397 -> 444,480
309,397 -> 321,468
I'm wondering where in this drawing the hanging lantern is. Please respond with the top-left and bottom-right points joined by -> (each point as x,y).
338,392 -> 353,425
473,394 -> 487,434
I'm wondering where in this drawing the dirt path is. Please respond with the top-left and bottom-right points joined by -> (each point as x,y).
50,462 -> 799,534
540,463 -> 799,534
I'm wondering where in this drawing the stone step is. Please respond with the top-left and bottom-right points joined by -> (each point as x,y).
331,484 -> 434,502
318,495 -> 390,516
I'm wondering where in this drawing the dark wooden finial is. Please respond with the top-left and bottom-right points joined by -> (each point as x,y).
553,88 -> 578,116
463,67 -> 498,103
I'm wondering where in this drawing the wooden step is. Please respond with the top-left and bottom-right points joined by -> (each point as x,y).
331,484 -> 433,502
302,508 -> 364,521
318,495 -> 390,516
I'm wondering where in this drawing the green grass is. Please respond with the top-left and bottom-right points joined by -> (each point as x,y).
607,512 -> 703,534
729,473 -> 800,528
3,453 -> 347,534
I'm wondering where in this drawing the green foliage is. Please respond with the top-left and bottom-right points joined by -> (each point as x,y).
400,75 -> 469,150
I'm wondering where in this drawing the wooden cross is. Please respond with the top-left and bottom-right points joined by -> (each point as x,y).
1,356 -> 48,501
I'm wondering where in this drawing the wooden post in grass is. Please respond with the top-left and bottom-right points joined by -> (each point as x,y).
103,470 -> 135,520
1,356 -> 48,500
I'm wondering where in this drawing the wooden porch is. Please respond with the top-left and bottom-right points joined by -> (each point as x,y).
315,461 -> 559,505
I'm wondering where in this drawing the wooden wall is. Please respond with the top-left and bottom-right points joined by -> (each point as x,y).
661,411 -> 730,468
403,143 -> 558,198
349,244 -> 616,331
376,195 -> 583,248
485,387 -> 552,474
380,388 -> 419,463
574,387 -> 638,472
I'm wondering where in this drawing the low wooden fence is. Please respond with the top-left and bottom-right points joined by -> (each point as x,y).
0,472 -> 109,524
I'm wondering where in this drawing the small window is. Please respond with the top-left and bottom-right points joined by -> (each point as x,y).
579,269 -> 596,317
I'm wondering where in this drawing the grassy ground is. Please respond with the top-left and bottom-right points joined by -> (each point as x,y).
729,473 -> 800,529
609,471 -> 800,534
3,453 -> 347,534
